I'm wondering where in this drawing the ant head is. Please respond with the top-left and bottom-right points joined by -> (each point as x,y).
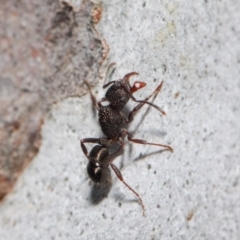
105,72 -> 146,110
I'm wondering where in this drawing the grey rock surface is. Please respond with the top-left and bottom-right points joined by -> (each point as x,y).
0,0 -> 104,200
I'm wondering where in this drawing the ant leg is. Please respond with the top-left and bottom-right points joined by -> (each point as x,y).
110,163 -> 145,216
80,138 -> 102,158
81,137 -> 114,157
125,81 -> 166,120
83,80 -> 100,110
122,129 -> 173,152
127,81 -> 165,123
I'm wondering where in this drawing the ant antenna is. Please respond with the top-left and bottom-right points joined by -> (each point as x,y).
103,62 -> 117,85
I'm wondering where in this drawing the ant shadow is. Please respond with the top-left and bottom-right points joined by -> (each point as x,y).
132,149 -> 170,162
89,181 -> 113,205
124,87 -> 167,166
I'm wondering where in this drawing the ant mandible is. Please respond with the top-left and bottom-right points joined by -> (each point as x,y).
81,72 -> 173,215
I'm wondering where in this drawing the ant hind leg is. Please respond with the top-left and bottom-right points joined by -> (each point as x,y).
110,163 -> 146,216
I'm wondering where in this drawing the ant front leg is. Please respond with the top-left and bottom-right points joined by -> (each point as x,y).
126,81 -> 166,123
122,129 -> 173,152
110,162 -> 145,216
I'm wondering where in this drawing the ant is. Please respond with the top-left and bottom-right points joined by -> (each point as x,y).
81,72 -> 173,215
83,72 -> 171,143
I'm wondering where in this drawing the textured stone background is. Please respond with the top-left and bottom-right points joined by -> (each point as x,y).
0,0 -> 240,239
0,0 -> 105,200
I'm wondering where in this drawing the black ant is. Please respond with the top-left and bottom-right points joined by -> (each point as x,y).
81,72 -> 173,215
82,72 -> 171,143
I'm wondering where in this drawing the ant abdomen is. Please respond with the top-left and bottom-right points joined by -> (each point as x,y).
87,163 -> 111,184
87,145 -> 111,184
